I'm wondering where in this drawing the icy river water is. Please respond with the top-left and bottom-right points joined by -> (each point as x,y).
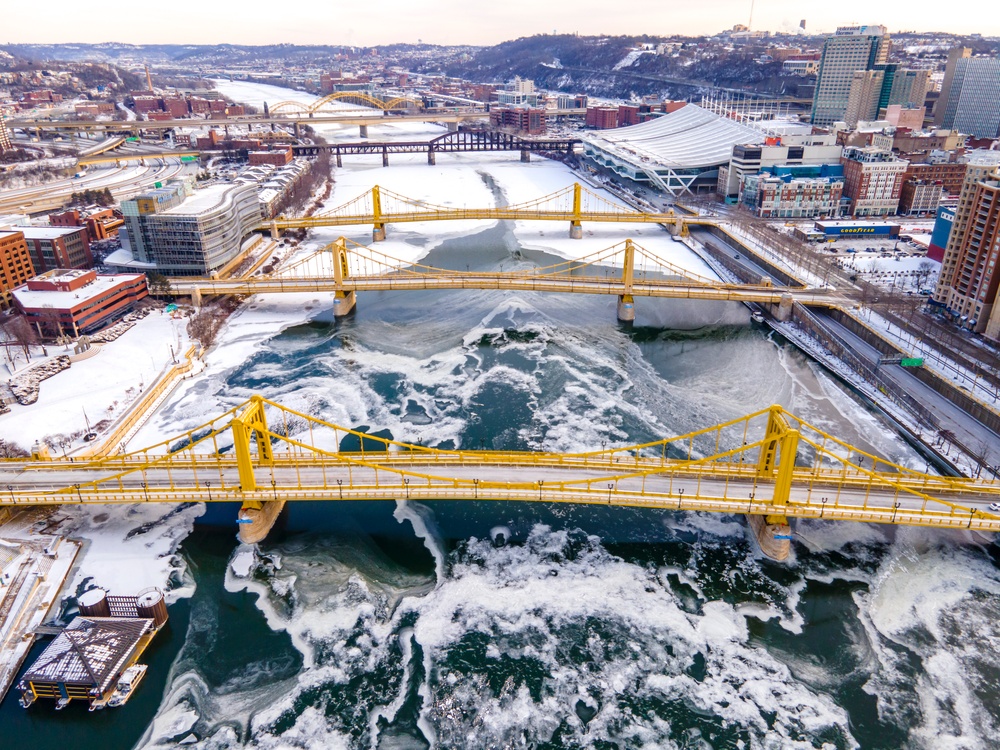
3,79 -> 1000,750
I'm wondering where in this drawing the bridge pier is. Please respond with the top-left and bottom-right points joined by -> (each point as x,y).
294,122 -> 301,139
747,514 -> 791,561
382,147 -> 389,167
334,290 -> 357,317
359,124 -> 369,138
617,295 -> 635,323
335,152 -> 342,168
427,149 -> 436,165
270,221 -> 281,240
772,294 -> 794,322
569,221 -> 583,239
447,121 -> 459,132
520,149 -> 531,163
191,287 -> 202,309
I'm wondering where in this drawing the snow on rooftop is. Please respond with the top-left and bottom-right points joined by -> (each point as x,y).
13,273 -> 143,309
162,183 -> 241,215
581,103 -> 765,170
15,225 -> 87,240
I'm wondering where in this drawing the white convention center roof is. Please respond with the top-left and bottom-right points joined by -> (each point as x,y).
582,103 -> 766,171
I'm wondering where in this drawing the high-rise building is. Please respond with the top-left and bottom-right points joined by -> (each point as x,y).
844,70 -> 885,126
935,151 -> 1000,329
934,46 -> 971,127
936,53 -> 1000,138
951,57 -> 1000,139
936,168 -> 1000,334
811,25 -> 890,127
888,69 -> 930,110
844,66 -> 930,127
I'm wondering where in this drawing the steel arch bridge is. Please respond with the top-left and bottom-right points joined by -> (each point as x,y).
2,397 -> 998,558
269,92 -> 423,115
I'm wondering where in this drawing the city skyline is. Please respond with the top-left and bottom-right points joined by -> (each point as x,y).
4,0 -> 998,48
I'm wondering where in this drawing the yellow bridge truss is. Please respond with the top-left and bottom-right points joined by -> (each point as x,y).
264,182 -> 705,233
2,396 -> 999,537
269,92 -> 423,115
172,235 -> 831,308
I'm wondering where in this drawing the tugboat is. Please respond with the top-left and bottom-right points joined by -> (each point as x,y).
107,664 -> 148,708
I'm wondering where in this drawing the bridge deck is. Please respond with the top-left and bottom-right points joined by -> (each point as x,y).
170,273 -> 833,305
2,455 -> 999,531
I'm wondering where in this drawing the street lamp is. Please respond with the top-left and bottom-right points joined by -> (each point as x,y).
204,480 -> 212,501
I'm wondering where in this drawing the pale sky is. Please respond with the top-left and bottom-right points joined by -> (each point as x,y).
3,0 -> 995,47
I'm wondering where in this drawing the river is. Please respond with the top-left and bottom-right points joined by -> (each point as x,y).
3,79 -> 999,750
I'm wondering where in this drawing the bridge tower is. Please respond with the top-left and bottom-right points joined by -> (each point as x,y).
372,185 -> 387,242
332,237 -> 357,316
617,239 -> 636,323
569,183 -> 583,240
749,406 -> 796,560
231,396 -> 283,544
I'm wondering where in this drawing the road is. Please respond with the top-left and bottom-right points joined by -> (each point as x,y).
812,309 -> 1000,456
2,453 -> 999,531
0,160 -> 193,215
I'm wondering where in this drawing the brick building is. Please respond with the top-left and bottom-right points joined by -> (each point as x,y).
898,179 -> 943,215
900,161 -> 968,197
840,147 -> 908,216
49,208 -> 124,242
18,226 -> 92,274
740,173 -> 844,218
0,231 -> 35,311
489,107 -> 546,135
12,269 -> 148,338
248,148 -> 293,167
585,107 -> 619,129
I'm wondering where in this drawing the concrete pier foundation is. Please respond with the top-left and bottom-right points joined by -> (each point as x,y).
335,152 -> 342,168
569,221 -> 583,239
447,121 -> 459,132
373,224 -> 386,242
427,149 -> 436,165
359,124 -> 369,138
617,295 -> 635,323
237,500 -> 286,544
191,287 -> 202,309
747,513 -> 791,561
382,148 -> 389,167
773,294 -> 794,321
520,149 -> 531,163
334,290 -> 357,317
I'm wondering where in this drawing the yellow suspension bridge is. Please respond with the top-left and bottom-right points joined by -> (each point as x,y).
171,235 -> 833,322
2,397 -> 998,560
263,183 -> 712,238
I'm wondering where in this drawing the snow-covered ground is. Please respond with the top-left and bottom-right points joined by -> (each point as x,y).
0,309 -> 191,453
839,253 -> 940,292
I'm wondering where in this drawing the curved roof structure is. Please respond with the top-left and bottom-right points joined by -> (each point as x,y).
581,104 -> 766,195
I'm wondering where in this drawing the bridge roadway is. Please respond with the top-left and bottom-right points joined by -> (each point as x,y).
168,270 -> 838,306
266,209 -> 716,232
8,111 -> 526,134
2,455 -> 999,532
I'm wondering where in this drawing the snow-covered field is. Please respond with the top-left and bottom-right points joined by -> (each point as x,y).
1,310 -> 190,452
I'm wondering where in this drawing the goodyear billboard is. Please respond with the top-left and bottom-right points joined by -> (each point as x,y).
814,221 -> 901,238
